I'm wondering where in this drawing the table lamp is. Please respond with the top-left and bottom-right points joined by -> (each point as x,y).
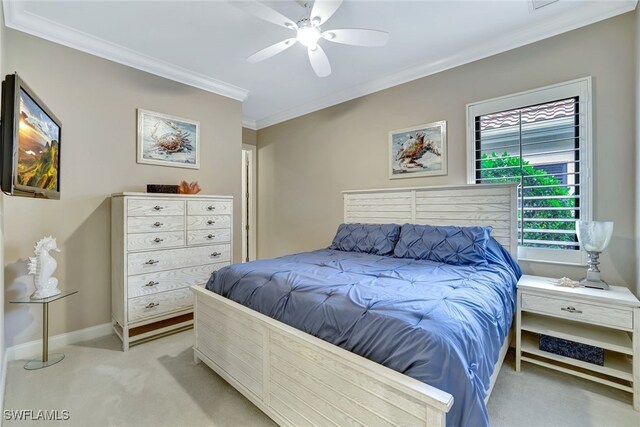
575,220 -> 614,290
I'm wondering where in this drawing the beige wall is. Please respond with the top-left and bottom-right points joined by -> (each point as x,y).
242,127 -> 257,146
257,12 -> 637,291
2,29 -> 243,346
636,4 -> 640,296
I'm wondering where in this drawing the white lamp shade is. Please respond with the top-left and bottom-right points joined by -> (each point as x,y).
576,221 -> 614,252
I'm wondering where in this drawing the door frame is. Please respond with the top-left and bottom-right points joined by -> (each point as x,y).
241,144 -> 257,262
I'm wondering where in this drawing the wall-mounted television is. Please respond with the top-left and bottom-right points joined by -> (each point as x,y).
1,73 -> 61,199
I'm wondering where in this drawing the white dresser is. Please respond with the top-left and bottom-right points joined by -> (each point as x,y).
111,192 -> 233,350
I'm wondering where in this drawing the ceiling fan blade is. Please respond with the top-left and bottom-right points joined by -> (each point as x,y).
308,45 -> 331,77
232,1 -> 297,29
247,38 -> 297,63
310,0 -> 343,25
322,29 -> 389,47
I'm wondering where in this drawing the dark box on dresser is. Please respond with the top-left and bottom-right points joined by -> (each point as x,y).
539,334 -> 604,366
146,184 -> 179,194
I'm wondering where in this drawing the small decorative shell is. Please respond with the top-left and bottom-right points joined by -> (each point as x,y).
556,277 -> 581,288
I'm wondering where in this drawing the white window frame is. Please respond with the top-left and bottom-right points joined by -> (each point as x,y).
466,77 -> 592,266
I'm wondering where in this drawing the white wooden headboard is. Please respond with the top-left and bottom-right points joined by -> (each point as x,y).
343,184 -> 519,258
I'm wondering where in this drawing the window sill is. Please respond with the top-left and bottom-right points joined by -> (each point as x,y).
517,256 -> 586,267
517,246 -> 586,266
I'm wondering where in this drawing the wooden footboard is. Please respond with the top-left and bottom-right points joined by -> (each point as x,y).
192,286 -> 454,426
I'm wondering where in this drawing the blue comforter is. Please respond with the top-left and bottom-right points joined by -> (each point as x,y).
206,238 -> 521,427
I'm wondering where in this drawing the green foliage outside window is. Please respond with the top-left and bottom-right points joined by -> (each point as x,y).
480,152 -> 577,246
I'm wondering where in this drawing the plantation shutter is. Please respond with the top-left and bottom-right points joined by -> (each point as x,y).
473,97 -> 582,250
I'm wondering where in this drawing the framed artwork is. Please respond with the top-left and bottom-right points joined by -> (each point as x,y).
137,109 -> 200,169
389,120 -> 447,179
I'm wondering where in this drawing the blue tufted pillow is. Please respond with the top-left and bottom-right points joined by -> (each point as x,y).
330,223 -> 401,255
393,224 -> 492,266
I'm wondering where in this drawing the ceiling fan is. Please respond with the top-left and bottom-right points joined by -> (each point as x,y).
234,0 -> 389,77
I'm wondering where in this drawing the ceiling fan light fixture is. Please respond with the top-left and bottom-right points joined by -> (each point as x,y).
297,25 -> 321,48
239,0 -> 387,77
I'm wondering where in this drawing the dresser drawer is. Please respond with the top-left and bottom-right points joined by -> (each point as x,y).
128,216 -> 184,233
128,200 -> 185,217
127,244 -> 231,276
128,288 -> 193,323
127,262 -> 229,298
188,200 -> 232,215
187,229 -> 231,246
127,231 -> 185,251
187,215 -> 231,231
521,293 -> 633,330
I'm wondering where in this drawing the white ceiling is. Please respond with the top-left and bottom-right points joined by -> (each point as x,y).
3,0 -> 637,129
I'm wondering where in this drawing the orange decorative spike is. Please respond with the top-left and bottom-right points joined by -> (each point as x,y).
178,181 -> 201,194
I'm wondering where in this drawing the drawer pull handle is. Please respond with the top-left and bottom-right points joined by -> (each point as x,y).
207,234 -> 215,239
153,237 -> 164,243
561,306 -> 582,314
207,206 -> 216,211
153,205 -> 164,211
153,222 -> 163,227
211,252 -> 222,257
145,259 -> 159,265
207,220 -> 216,225
145,281 -> 159,287
145,302 -> 159,309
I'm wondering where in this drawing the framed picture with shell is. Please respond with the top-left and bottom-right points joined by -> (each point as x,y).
388,120 -> 447,179
137,109 -> 200,169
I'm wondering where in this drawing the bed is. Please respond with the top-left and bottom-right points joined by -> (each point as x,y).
192,183 -> 519,426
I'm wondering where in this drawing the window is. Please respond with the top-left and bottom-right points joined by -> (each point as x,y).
467,78 -> 592,265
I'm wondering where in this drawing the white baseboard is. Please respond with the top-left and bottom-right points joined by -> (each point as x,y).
5,323 -> 113,362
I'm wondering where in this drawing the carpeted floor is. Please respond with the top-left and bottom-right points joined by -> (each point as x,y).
4,330 -> 639,426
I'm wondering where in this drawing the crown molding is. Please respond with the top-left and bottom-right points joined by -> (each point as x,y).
2,0 -> 249,102
254,0 -> 637,129
242,118 -> 258,130
3,0 -> 635,127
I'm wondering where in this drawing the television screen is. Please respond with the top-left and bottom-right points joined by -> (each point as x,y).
17,88 -> 60,192
1,73 -> 61,199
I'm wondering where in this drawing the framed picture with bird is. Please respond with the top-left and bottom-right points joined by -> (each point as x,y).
388,121 -> 447,179
137,109 -> 200,169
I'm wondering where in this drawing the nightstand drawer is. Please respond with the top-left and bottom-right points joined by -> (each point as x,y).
521,293 -> 633,330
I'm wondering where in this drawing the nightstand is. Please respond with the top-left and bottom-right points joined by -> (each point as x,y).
516,275 -> 640,410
